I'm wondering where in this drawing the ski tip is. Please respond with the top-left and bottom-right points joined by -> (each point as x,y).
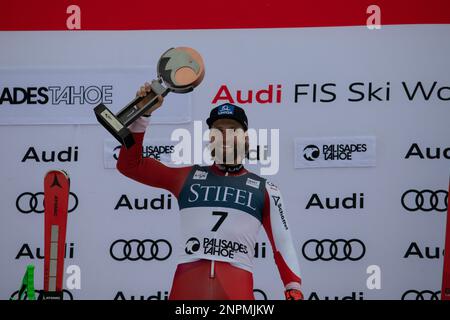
44,170 -> 71,189
44,169 -> 70,179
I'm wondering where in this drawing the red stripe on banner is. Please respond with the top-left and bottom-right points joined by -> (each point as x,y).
442,178 -> 450,300
0,0 -> 449,31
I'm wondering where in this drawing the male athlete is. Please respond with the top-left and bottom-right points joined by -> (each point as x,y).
116,82 -> 303,300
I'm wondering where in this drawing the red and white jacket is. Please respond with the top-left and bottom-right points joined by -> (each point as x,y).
116,117 -> 302,291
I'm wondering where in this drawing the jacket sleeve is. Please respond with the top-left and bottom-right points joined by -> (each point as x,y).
262,180 -> 302,291
116,117 -> 192,198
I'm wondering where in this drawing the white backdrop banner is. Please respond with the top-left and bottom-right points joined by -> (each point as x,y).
0,24 -> 449,300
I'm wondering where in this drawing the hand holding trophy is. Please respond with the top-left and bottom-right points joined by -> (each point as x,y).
94,47 -> 205,148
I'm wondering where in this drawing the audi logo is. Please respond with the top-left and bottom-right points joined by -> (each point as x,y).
401,290 -> 441,300
10,289 -> 74,300
401,189 -> 448,212
16,192 -> 79,214
110,239 -> 172,261
302,239 -> 366,261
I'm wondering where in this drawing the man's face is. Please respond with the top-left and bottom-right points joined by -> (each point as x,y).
210,118 -> 247,165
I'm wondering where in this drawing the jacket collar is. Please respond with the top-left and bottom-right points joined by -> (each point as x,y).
210,162 -> 247,176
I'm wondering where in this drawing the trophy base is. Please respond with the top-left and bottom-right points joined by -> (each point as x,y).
94,103 -> 135,149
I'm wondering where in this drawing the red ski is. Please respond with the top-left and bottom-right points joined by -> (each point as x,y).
42,170 -> 70,300
442,178 -> 450,300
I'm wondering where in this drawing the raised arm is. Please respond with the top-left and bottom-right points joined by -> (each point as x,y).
116,83 -> 192,198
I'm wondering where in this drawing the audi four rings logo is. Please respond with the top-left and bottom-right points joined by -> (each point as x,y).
401,189 -> 448,212
110,239 -> 172,261
16,192 -> 79,214
302,239 -> 366,261
401,290 -> 441,300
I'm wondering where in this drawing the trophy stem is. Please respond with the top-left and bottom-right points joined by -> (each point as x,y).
116,80 -> 170,127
